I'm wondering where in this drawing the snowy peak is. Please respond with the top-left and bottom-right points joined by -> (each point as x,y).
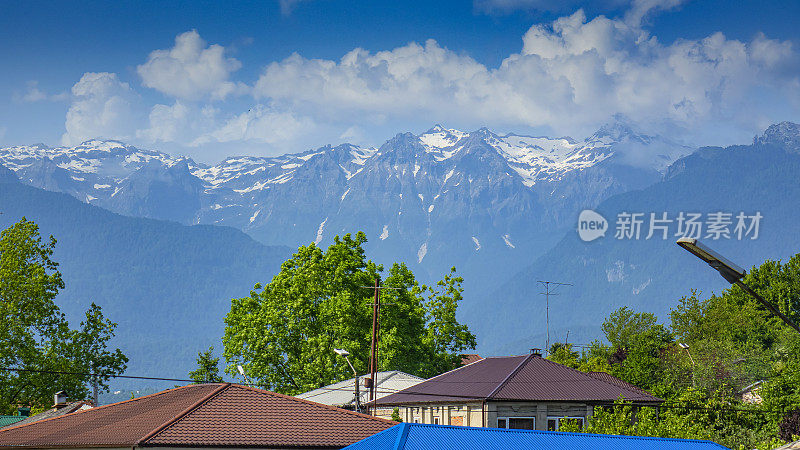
419,125 -> 469,151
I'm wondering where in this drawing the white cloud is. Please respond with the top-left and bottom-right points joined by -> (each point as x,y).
473,0 -> 680,20
251,9 -> 799,141
192,104 -> 314,149
279,0 -> 307,15
624,0 -> 686,26
17,81 -> 68,103
62,72 -> 142,146
137,30 -> 244,101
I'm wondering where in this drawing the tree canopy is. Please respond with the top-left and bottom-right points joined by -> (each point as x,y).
222,232 -> 476,395
0,218 -> 127,413
547,253 -> 800,449
188,346 -> 223,383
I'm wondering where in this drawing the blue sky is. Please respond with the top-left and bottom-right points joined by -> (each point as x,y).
1,0 -> 799,163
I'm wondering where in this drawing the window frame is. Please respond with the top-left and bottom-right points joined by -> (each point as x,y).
496,416 -> 536,430
546,416 -> 585,431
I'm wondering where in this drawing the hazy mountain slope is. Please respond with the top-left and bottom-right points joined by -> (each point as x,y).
477,124 -> 800,355
0,179 -> 290,386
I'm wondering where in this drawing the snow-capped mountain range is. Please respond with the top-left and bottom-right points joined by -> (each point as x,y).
0,122 -> 691,283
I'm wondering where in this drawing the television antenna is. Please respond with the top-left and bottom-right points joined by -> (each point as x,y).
538,280 -> 572,356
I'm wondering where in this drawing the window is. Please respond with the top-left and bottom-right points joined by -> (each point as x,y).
434,417 -> 440,425
413,417 -> 420,423
497,417 -> 535,430
547,416 -> 585,431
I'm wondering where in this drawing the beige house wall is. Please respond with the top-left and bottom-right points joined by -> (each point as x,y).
374,402 -> 483,426
375,401 -> 595,431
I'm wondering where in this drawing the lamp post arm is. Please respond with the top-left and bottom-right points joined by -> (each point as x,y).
734,280 -> 800,334
343,356 -> 361,413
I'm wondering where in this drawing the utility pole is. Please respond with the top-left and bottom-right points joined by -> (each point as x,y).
91,362 -> 98,406
369,278 -> 379,414
360,278 -> 399,415
538,281 -> 572,356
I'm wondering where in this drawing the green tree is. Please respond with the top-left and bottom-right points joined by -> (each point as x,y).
391,407 -> 403,422
602,307 -> 661,349
188,346 -> 223,383
222,232 -> 476,395
0,218 -> 127,412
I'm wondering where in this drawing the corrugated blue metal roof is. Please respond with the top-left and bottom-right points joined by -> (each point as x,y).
343,423 -> 731,450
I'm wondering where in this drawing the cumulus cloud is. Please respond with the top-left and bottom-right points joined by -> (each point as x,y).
16,81 -> 68,103
137,30 -> 245,101
62,72 -> 142,146
252,9 -> 799,141
191,104 -> 314,148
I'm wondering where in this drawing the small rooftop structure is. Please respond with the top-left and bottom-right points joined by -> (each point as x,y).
8,401 -> 92,428
343,423 -> 731,450
0,383 -> 394,449
297,371 -> 425,409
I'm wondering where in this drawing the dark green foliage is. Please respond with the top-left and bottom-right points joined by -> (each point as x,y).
779,409 -> 800,442
0,218 -> 127,412
188,347 -> 223,383
223,232 -> 476,395
391,407 -> 403,422
558,252 -> 800,449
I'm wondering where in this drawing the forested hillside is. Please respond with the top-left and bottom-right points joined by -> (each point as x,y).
0,176 -> 290,390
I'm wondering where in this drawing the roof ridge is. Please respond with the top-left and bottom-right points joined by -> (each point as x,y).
233,383 -> 396,424
0,383 -> 217,433
539,357 -> 661,401
403,423 -> 727,446
392,422 -> 411,449
485,354 -> 533,400
138,383 -> 230,445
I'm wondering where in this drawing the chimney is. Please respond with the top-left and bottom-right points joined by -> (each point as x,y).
530,348 -> 542,357
53,391 -> 68,409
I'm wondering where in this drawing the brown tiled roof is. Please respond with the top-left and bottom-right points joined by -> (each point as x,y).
375,354 -> 662,405
0,383 -> 394,449
459,354 -> 483,366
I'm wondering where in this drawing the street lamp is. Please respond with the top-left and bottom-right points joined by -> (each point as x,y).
676,237 -> 800,334
237,365 -> 253,385
334,348 -> 361,413
678,342 -> 696,387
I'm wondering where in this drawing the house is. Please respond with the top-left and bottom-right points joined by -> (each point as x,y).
297,371 -> 425,410
7,392 -> 94,429
460,354 -> 483,366
372,352 -> 662,431
0,412 -> 27,430
0,383 -> 395,449
8,401 -> 92,427
342,422 -> 731,450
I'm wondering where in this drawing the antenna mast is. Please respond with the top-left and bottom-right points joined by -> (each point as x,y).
538,280 -> 572,356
